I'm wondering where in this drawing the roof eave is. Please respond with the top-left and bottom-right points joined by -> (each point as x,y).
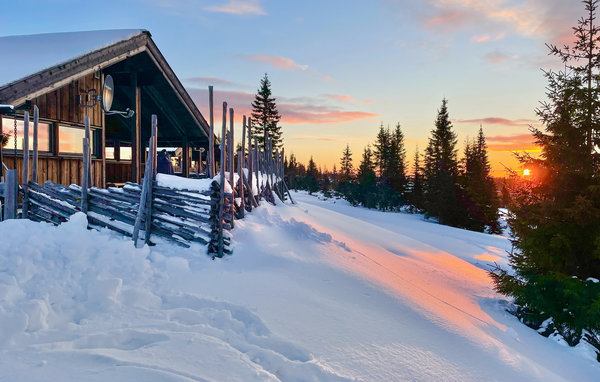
0,32 -> 150,106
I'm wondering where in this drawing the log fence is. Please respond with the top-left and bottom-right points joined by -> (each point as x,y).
0,88 -> 294,258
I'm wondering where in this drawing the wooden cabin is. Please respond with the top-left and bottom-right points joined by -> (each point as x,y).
0,29 -> 211,188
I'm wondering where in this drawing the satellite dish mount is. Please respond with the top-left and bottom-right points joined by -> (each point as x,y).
79,74 -> 135,119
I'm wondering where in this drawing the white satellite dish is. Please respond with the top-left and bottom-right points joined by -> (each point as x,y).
101,75 -> 114,112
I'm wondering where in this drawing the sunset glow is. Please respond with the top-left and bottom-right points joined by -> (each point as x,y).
0,0 -> 577,176
523,169 -> 531,176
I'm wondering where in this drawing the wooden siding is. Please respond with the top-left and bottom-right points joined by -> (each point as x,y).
32,72 -> 103,126
11,157 -> 103,188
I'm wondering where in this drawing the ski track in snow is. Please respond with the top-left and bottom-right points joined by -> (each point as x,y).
0,192 -> 598,381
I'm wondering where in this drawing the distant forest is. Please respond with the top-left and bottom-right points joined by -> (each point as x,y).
284,98 -> 502,234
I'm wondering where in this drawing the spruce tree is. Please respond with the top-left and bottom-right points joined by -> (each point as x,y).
408,147 -> 424,211
251,73 -> 283,150
357,145 -> 376,184
373,123 -> 390,181
390,123 -> 407,194
491,0 -> 600,353
339,144 -> 354,182
305,156 -> 319,194
423,99 -> 466,226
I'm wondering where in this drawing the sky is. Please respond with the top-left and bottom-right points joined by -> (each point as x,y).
0,0 -> 583,176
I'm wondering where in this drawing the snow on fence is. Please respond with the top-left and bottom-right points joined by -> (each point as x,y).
0,102 -> 293,258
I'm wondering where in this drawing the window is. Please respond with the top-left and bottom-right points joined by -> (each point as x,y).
105,147 -> 115,160
1,117 -> 51,152
120,146 -> 132,160
59,125 -> 93,154
105,145 -> 132,161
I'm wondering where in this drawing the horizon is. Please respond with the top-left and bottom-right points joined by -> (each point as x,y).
0,0 -> 579,177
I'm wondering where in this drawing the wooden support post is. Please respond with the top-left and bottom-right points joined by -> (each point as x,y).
247,119 -> 253,205
0,113 -> 3,181
132,133 -> 155,247
32,106 -> 38,184
182,139 -> 190,178
218,102 -> 227,257
84,114 -> 91,186
4,169 -> 17,219
229,108 -> 234,191
131,72 -> 141,184
254,137 -> 260,196
238,151 -> 244,218
152,121 -> 158,178
101,73 -> 107,188
81,136 -> 90,214
208,85 -> 215,178
241,115 -> 246,171
22,112 -> 29,218
144,115 -> 157,244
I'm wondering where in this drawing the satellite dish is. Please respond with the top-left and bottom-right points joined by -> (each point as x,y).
101,75 -> 114,112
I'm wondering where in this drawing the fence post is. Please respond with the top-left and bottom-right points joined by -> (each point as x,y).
84,114 -> 92,186
218,102 -> 227,257
81,137 -> 89,214
132,134 -> 155,247
22,111 -> 29,218
238,151 -> 244,218
144,115 -> 157,244
229,108 -> 234,192
32,105 -> 38,184
4,169 -> 17,219
208,85 -> 215,178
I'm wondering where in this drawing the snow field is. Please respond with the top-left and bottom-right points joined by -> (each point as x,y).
0,191 -> 598,381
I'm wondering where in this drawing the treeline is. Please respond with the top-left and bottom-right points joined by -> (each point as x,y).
285,98 -> 501,233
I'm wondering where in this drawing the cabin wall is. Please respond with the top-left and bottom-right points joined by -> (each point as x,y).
1,72 -> 113,187
33,72 -> 103,126
10,157 -> 103,187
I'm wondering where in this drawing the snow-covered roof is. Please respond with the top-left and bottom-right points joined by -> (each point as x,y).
0,29 -> 146,87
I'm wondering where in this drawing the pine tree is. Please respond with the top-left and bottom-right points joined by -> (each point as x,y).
423,98 -> 466,226
251,73 -> 283,150
339,144 -> 354,182
305,156 -> 319,194
357,145 -> 376,185
491,0 -> 600,353
373,123 -> 390,181
407,147 -> 424,210
390,123 -> 407,193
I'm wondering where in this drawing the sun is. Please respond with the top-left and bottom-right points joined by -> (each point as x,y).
523,169 -> 531,176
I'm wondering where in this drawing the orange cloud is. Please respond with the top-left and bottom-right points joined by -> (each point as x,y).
470,32 -> 505,43
486,133 -> 540,152
241,54 -> 308,71
455,117 -> 536,127
325,94 -> 356,103
187,88 -> 378,126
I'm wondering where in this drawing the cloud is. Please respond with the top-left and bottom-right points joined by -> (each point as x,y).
483,50 -> 518,64
486,133 -> 540,152
186,88 -> 379,125
240,54 -> 309,71
455,117 -> 536,126
470,32 -> 505,43
325,94 -> 356,103
204,0 -> 265,16
416,0 -> 579,43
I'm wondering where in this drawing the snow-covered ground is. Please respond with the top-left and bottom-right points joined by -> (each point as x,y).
0,191 -> 598,381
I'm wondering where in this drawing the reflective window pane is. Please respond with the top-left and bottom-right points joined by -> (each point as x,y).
2,117 -> 51,151
59,125 -> 93,154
